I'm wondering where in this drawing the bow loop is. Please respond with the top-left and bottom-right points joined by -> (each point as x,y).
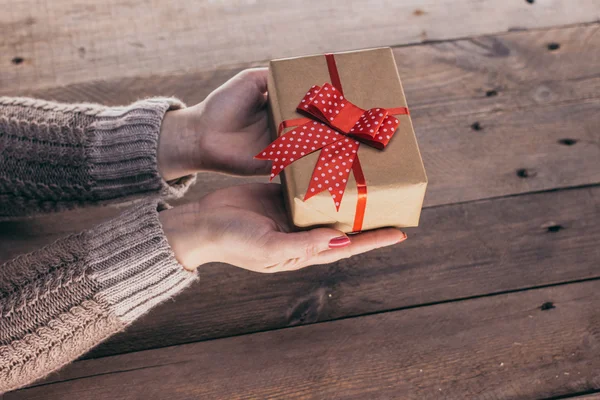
298,84 -> 400,149
349,108 -> 389,138
299,83 -> 354,127
349,109 -> 400,150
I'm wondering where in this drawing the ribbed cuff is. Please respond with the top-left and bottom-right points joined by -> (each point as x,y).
86,199 -> 198,324
88,97 -> 196,201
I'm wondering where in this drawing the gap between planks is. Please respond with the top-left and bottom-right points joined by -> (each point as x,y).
544,390 -> 600,400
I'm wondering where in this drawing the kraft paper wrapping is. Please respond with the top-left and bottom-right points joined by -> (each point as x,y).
268,47 -> 427,233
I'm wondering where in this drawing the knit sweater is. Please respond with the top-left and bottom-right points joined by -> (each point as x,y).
0,97 -> 198,393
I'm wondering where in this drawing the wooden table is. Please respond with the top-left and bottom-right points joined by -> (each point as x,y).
2,1 -> 600,398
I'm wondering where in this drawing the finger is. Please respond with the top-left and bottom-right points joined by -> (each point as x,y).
308,228 -> 407,267
247,68 -> 268,108
225,68 -> 268,112
213,68 -> 268,111
240,67 -> 268,93
267,228 -> 350,261
232,68 -> 268,95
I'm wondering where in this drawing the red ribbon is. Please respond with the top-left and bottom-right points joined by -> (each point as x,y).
256,54 -> 409,232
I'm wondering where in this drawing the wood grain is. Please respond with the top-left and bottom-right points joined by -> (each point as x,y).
1,24 -> 599,232
2,92 -> 598,262
1,3 -> 600,399
76,185 -> 600,359
2,1 -> 600,398
5,23 -> 600,112
2,24 -> 598,215
1,23 -> 600,358
9,280 -> 600,400
2,0 -> 599,94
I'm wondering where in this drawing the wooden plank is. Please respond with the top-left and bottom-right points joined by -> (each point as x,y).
2,85 -> 598,261
0,24 -> 598,217
5,23 -> 600,110
1,85 -> 598,261
9,280 -> 600,399
70,185 -> 600,359
1,23 -> 600,358
2,24 -> 599,211
2,0 -> 599,94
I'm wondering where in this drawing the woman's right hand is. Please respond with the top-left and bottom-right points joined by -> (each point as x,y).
159,184 -> 407,273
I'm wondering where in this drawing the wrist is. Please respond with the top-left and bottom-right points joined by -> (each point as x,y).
158,203 -> 218,271
158,108 -> 199,181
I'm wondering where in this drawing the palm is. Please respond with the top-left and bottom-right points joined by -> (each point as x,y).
197,184 -> 292,269
204,184 -> 288,230
195,69 -> 272,176
191,184 -> 406,273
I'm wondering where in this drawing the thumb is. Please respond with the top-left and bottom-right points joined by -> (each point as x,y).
272,228 -> 351,260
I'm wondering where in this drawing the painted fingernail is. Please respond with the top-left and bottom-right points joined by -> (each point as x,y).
397,231 -> 408,243
329,236 -> 351,248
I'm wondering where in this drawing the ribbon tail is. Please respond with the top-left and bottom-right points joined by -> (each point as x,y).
304,138 -> 360,211
255,121 -> 343,181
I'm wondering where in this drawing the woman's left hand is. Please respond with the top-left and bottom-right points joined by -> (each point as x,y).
158,68 -> 272,180
159,183 -> 407,272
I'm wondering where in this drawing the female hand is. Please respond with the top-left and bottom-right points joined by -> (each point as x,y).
158,68 -> 272,180
159,184 -> 407,272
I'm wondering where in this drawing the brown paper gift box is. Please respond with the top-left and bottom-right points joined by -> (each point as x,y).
267,47 -> 427,233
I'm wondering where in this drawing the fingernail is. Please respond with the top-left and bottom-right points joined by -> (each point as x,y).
329,236 -> 351,249
396,231 -> 408,243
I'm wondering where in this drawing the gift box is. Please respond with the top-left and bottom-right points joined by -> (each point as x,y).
257,47 -> 427,233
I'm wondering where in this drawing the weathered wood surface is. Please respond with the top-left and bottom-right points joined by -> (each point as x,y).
2,23 -> 599,260
9,280 -> 600,400
78,185 -> 600,358
2,2 -> 600,398
2,0 -> 599,94
8,23 -> 600,114
5,24 -> 600,214
0,23 -> 599,362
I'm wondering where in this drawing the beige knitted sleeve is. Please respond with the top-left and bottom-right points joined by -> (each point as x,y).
0,200 -> 198,393
0,96 -> 197,218
0,97 -> 200,392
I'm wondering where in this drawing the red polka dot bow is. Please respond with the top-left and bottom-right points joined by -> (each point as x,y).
256,82 -> 408,211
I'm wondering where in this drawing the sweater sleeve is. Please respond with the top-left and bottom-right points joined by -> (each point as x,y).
0,200 -> 198,393
0,96 -> 197,218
